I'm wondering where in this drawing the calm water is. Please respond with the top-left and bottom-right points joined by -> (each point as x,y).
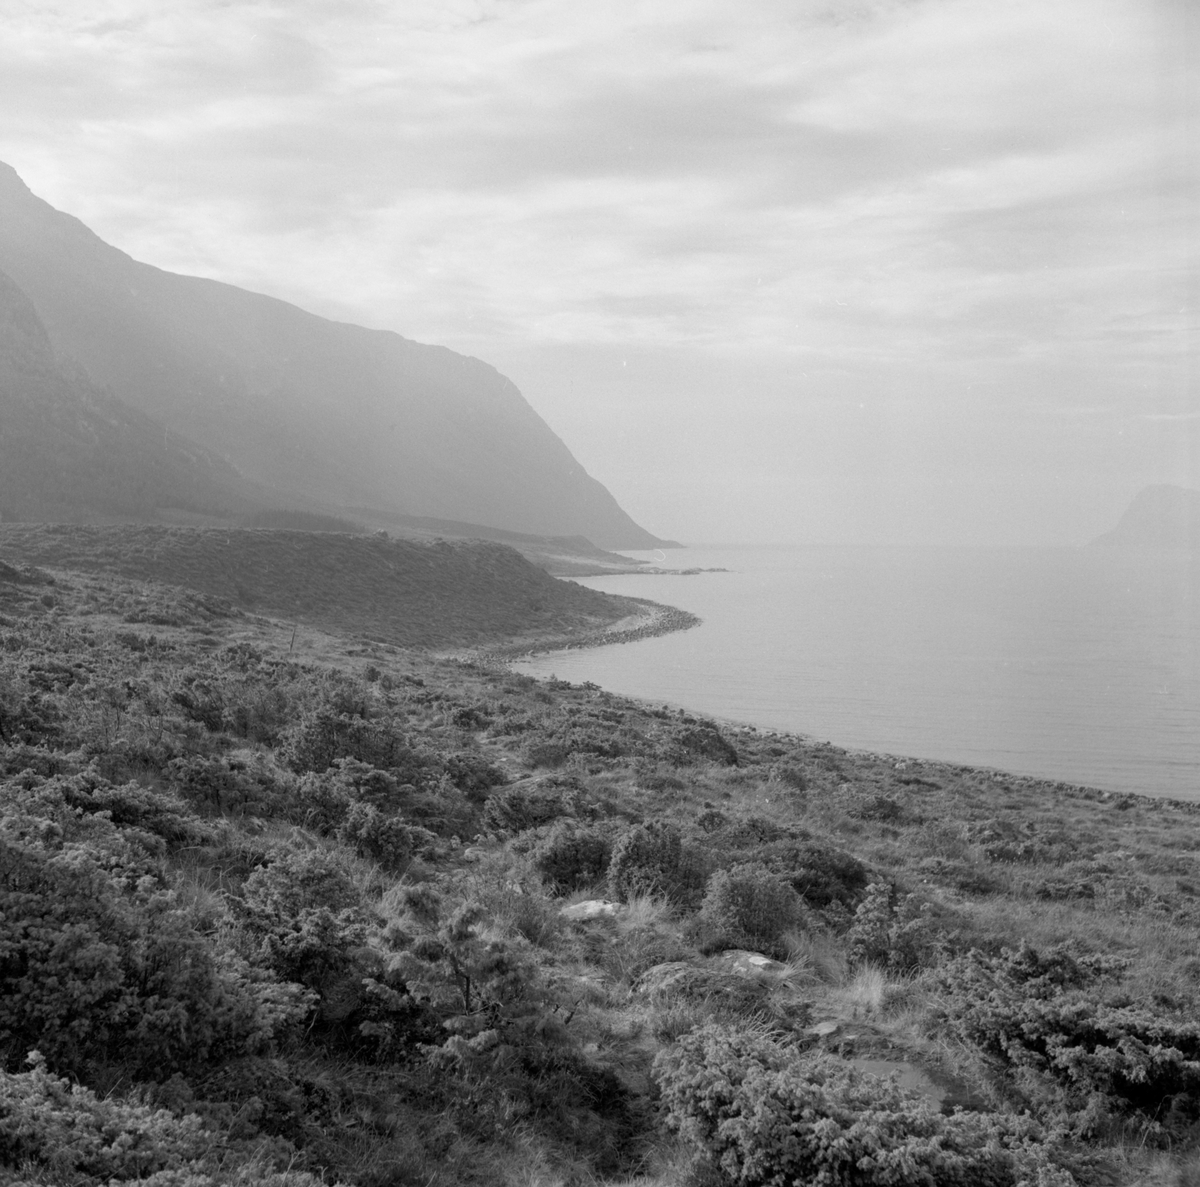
515,546 -> 1200,799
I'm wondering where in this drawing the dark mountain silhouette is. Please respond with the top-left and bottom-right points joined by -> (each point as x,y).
0,266 -> 259,524
0,162 -> 671,549
1089,485 -> 1200,550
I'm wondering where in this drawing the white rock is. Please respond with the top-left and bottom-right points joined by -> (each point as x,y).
715,949 -> 792,981
560,900 -> 622,921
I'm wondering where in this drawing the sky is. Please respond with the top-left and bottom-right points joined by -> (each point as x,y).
2,0 -> 1197,546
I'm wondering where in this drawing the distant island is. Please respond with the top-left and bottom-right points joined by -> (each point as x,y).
1089,484 -> 1200,550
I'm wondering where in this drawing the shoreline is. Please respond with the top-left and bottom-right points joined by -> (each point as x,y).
446,597 -> 700,662
492,615 -> 1200,812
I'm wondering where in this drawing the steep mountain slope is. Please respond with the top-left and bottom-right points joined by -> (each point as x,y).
0,267 -> 256,524
0,162 -> 668,549
1089,485 -> 1200,550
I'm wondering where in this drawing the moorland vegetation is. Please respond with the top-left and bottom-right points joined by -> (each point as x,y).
0,525 -> 684,653
3,557 -> 1200,1186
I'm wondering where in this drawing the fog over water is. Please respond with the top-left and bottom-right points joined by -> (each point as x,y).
516,546 -> 1200,799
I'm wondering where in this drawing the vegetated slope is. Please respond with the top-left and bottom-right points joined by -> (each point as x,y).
0,522 -> 653,648
0,161 -> 669,549
0,267 -> 256,523
1090,484 -> 1200,549
3,565 -> 1200,1186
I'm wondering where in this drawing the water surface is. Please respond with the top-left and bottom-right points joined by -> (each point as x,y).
515,545 -> 1200,799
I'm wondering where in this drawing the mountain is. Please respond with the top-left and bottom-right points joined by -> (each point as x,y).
0,162 -> 670,549
0,266 -> 260,524
1089,485 -> 1200,550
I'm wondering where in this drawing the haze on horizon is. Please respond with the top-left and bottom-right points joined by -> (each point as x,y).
2,0 -> 1196,548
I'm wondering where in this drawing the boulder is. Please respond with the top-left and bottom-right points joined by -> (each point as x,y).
714,949 -> 793,984
560,899 -> 622,921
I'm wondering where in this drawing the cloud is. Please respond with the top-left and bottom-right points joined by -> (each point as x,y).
1,0 -> 1196,542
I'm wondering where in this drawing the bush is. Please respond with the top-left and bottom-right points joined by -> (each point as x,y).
530,822 -> 612,894
699,862 -> 806,957
482,782 -> 574,834
607,822 -> 683,903
846,881 -> 941,971
521,738 -> 570,768
934,945 -> 1200,1135
278,709 -> 420,776
60,770 -> 208,845
443,751 -> 506,798
756,839 -> 870,908
0,1052 -> 211,1182
0,1053 -> 347,1186
668,722 -> 738,766
234,850 -> 373,1014
0,820 -> 301,1075
335,802 -> 437,871
654,1023 -> 1074,1186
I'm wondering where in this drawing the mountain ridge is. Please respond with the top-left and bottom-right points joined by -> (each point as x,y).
0,162 -> 671,550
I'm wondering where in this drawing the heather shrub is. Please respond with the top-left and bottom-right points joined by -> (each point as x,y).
58,769 -> 207,845
239,850 -> 361,919
292,770 -> 352,833
846,881 -> 941,971
388,890 -> 638,1164
698,862 -> 806,957
0,742 -> 70,777
335,801 -> 437,870
668,722 -> 739,766
654,1023 -> 1074,1186
770,762 -> 808,790
443,751 -> 507,798
278,708 -> 418,775
0,1052 -> 211,1182
0,822 -> 296,1075
521,738 -> 570,768
482,781 -> 574,834
168,673 -> 226,732
530,821 -> 612,894
0,1053 -> 342,1187
755,839 -> 870,908
165,754 -> 278,817
934,945 -> 1200,1135
607,822 -> 682,902
234,850 -> 373,1013
606,821 -> 709,906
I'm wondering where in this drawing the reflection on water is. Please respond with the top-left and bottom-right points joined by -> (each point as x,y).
515,545 -> 1200,799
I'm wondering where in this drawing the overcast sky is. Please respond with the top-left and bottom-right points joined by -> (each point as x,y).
3,0 -> 1197,545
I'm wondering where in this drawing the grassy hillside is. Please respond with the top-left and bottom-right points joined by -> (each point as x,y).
0,524 -> 679,650
3,560 -> 1200,1185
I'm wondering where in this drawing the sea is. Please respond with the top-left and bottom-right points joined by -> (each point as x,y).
514,545 -> 1200,801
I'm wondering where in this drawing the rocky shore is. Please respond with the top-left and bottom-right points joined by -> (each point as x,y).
461,597 -> 700,660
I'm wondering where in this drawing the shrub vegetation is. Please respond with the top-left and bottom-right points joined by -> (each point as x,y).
0,558 -> 1196,1184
